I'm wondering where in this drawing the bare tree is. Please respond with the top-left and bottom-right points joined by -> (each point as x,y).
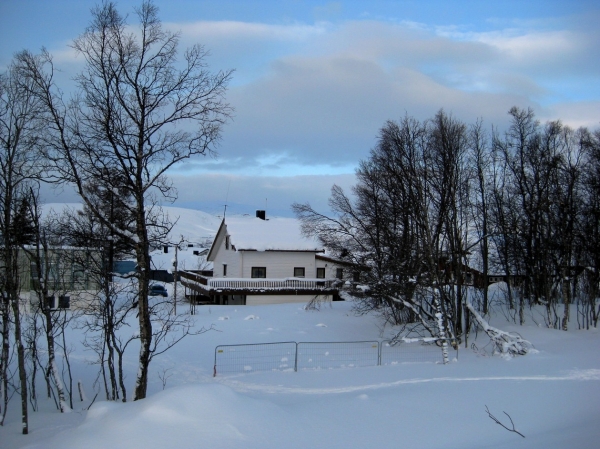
24,196 -> 72,413
0,55 -> 47,431
467,120 -> 492,315
53,203 -> 136,402
18,1 -> 232,400
294,113 -> 460,362
578,128 -> 600,328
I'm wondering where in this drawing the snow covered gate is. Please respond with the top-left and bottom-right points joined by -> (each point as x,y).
213,339 -> 457,376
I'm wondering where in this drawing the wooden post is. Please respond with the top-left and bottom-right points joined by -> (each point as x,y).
173,245 -> 178,315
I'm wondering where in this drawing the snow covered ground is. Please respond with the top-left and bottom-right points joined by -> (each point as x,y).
1,296 -> 599,449
4,205 -> 598,447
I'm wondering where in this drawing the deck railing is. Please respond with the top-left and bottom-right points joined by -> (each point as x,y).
179,271 -> 336,291
208,278 -> 335,290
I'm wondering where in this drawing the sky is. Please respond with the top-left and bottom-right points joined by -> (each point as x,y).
1,0 -> 599,216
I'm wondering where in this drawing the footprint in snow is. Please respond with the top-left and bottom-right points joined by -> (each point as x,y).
316,323 -> 327,327
218,316 -> 229,320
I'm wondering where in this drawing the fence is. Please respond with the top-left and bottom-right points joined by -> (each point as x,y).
214,339 -> 457,376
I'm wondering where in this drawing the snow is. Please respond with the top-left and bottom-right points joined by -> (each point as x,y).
223,215 -> 321,251
40,204 -> 324,272
1,298 -> 599,449
3,202 -> 600,446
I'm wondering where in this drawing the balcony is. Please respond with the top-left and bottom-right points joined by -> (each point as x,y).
178,271 -> 337,294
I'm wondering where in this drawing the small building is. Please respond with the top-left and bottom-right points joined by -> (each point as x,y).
179,211 -> 353,305
17,246 -> 102,311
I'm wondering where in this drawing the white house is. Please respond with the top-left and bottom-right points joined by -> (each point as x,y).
179,211 -> 355,305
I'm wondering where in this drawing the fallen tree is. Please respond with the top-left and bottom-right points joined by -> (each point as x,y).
466,300 -> 534,357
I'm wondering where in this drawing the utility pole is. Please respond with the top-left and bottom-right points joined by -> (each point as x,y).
173,244 -> 178,315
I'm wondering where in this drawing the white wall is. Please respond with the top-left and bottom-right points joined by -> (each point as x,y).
240,251 -> 317,278
315,258 -> 345,279
211,233 -> 326,280
212,230 -> 243,277
210,224 -> 346,281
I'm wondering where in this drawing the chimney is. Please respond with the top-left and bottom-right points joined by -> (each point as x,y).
256,210 -> 266,220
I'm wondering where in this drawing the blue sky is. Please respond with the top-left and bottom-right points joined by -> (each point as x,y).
1,1 -> 598,216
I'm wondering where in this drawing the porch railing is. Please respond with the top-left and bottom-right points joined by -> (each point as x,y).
208,278 -> 335,290
179,271 -> 336,291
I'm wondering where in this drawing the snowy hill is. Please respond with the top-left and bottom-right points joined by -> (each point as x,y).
42,203 -> 223,271
42,203 -> 223,245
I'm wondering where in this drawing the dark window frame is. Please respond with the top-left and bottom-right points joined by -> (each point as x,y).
293,267 -> 305,278
251,267 -> 267,278
316,267 -> 325,279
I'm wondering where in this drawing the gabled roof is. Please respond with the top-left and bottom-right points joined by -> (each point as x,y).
226,215 -> 321,251
207,215 -> 322,260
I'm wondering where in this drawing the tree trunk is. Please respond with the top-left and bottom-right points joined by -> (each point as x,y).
433,290 -> 450,364
134,206 -> 152,400
561,273 -> 571,331
44,308 -> 69,412
0,300 -> 9,425
11,297 -> 28,434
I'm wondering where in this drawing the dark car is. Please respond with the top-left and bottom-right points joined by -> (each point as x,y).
149,284 -> 168,297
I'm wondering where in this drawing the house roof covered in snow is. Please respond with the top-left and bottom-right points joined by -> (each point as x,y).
218,214 -> 322,252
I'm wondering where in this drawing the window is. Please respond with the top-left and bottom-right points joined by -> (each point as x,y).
336,268 -> 343,279
46,295 -> 70,309
353,272 -> 360,282
223,264 -> 227,276
225,235 -> 230,250
293,267 -> 305,278
316,267 -> 325,279
251,267 -> 266,278
58,295 -> 70,309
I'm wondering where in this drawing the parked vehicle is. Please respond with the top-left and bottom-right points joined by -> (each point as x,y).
149,284 -> 168,297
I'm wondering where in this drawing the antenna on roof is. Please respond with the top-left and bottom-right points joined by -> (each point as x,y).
223,180 -> 231,218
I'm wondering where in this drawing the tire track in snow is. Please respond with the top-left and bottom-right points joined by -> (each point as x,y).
216,369 -> 600,395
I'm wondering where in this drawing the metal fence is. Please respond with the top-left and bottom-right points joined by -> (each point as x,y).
380,338 -> 449,365
296,341 -> 380,371
214,339 -> 457,376
214,342 -> 297,375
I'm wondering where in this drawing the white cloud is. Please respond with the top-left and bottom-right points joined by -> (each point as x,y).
541,101 -> 600,129
173,20 -> 329,42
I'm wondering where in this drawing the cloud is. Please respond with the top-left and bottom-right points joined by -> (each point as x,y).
173,20 -> 328,42
38,170 -> 357,218
169,172 -> 357,217
542,101 -> 600,129
186,15 -> 596,173
217,49 -> 535,167
11,7 -> 600,221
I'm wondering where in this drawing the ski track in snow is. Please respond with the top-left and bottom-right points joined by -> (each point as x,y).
216,368 -> 600,395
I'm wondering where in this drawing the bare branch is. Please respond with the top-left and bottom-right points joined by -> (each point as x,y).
485,405 -> 525,438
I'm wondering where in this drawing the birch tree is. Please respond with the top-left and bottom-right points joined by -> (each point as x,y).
0,55 -> 46,432
18,1 -> 232,400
